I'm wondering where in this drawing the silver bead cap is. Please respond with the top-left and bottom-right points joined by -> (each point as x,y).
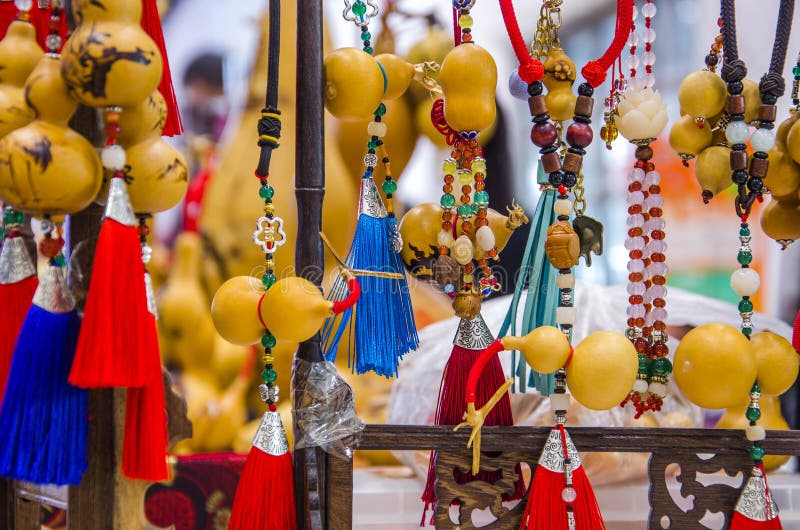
104,177 -> 136,226
0,237 -> 36,284
358,177 -> 387,219
735,466 -> 780,522
538,427 -> 582,473
453,313 -> 494,350
251,411 -> 290,457
33,265 -> 75,314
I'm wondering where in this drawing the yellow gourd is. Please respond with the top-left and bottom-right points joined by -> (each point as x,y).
406,26 -> 452,102
502,326 -> 570,374
716,395 -> 790,471
440,43 -> 497,132
0,56 -> 102,216
0,20 -> 42,138
117,91 -> 168,146
760,199 -> 800,248
786,117 -> 800,166
566,331 -> 638,410
751,331 -> 799,396
259,276 -> 333,343
211,276 -> 264,346
542,48 -> 577,122
765,147 -> 800,200
678,70 -> 727,123
741,78 -> 762,124
694,145 -> 733,197
674,323 -> 756,409
62,0 -> 162,107
324,47 -> 384,121
668,114 -> 713,159
375,53 -> 414,101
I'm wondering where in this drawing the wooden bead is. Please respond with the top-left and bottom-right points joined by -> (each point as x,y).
730,149 -> 747,171
726,95 -> 745,115
749,156 -> 768,178
574,95 -> 594,117
563,152 -> 583,174
529,95 -> 547,116
758,104 -> 777,123
542,151 -> 561,173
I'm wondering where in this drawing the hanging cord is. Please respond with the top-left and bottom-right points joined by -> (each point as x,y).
498,0 -> 544,82
256,0 -> 282,177
581,0 -> 634,87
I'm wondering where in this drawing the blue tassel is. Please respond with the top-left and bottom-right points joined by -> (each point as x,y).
0,267 -> 88,486
322,175 -> 418,378
499,162 -> 559,395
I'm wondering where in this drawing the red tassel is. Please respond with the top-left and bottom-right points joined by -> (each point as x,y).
69,218 -> 157,389
0,2 -> 17,41
730,465 -> 783,529
792,309 -> 800,352
140,0 -> 183,137
229,411 -> 297,530
421,340 -> 521,525
0,235 -> 38,404
520,426 -> 605,530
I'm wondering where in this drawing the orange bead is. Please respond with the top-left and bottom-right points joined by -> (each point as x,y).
442,212 -> 453,221
488,248 -> 498,258
461,221 -> 472,232
443,221 -> 452,230
443,184 -> 453,193
444,175 -> 454,184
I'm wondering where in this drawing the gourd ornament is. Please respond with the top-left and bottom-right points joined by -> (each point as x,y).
0,55 -> 102,216
96,91 -> 188,214
61,0 -> 162,108
542,48 -> 577,122
760,199 -> 800,248
439,42 -> 497,133
0,18 -> 42,138
677,70 -> 727,128
765,111 -> 800,200
398,201 -> 528,282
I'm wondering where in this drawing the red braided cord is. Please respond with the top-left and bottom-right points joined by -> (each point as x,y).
453,7 -> 461,46
498,0 -> 544,82
581,0 -> 634,87
431,98 -> 458,146
465,339 -> 504,403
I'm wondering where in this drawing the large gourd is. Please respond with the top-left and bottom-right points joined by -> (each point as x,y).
0,19 -> 42,138
440,43 -> 496,132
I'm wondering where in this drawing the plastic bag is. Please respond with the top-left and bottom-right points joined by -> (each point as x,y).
292,358 -> 365,459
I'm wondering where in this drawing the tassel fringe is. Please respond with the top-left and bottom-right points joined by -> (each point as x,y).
0,275 -> 37,403
140,0 -> 183,136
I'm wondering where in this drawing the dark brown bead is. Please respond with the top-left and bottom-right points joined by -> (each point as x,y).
730,150 -> 747,171
566,122 -> 593,148
563,152 -> 583,173
635,160 -> 649,169
727,94 -> 745,115
749,156 -> 768,178
529,95 -> 547,116
635,145 -> 654,161
652,342 -> 668,356
758,104 -> 777,123
635,338 -> 648,353
635,317 -> 646,327
541,151 -> 561,173
574,95 -> 594,117
627,318 -> 636,327
530,122 -> 558,147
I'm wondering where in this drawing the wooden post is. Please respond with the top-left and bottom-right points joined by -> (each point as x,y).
294,0 -> 327,528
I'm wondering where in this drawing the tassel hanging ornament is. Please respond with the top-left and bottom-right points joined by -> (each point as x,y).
140,0 -> 183,136
0,224 -> 88,486
322,0 -> 417,378
0,210 -> 37,402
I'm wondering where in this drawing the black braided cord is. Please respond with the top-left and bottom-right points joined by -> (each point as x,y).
257,0 -> 282,177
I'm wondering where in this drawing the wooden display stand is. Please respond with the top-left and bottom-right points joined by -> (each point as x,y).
2,2 -> 799,529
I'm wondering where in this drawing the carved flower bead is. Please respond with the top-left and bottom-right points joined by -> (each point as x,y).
615,87 -> 668,141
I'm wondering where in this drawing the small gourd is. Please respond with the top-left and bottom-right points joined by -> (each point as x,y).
544,220 -> 579,269
566,331 -> 638,410
0,19 -> 44,138
0,55 -> 102,216
694,145 -> 732,199
741,78 -> 762,124
765,147 -> 800,200
760,199 -> 800,248
440,43 -> 497,132
374,53 -> 414,101
97,90 -> 187,214
324,47 -> 384,121
502,325 -> 571,374
668,114 -> 713,159
785,117 -> 800,166
61,0 -> 163,108
542,48 -> 577,122
677,70 -> 727,125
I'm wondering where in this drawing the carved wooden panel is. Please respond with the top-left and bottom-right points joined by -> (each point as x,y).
648,451 -> 751,530
434,450 -> 529,529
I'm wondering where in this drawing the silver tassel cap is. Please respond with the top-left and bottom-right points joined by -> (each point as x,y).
453,313 -> 494,350
358,177 -> 387,219
251,410 -> 290,457
33,265 -> 75,314
0,237 -> 36,284
105,177 -> 136,226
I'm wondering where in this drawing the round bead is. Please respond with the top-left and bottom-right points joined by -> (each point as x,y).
437,230 -> 454,248
556,273 -> 575,289
625,236 -> 645,251
643,171 -> 661,187
554,199 -> 573,216
642,2 -> 657,17
561,487 -> 577,503
444,283 -> 455,294
367,121 -> 388,137
627,214 -> 645,229
746,406 -> 761,422
259,185 -> 275,200
457,203 -> 473,217
626,55 -> 640,71
457,169 -> 473,185
725,121 -> 750,145
749,445 -> 766,461
556,306 -> 576,325
652,357 -> 672,376
382,179 -> 397,195
626,191 -> 645,206
628,168 -> 646,183
508,70 -> 530,100
531,122 -> 559,147
737,251 -> 753,266
645,194 -> 664,209
627,282 -> 646,296
443,159 -> 457,174
730,268 -> 760,297
642,27 -> 656,43
45,34 -> 62,51
750,128 -> 775,152
633,379 -> 649,393
566,122 -> 594,148
101,144 -> 127,171
459,14 -> 474,28
262,272 -> 277,289
627,305 -> 646,318
745,425 -> 766,441
550,393 -> 571,412
648,382 -> 667,397
627,31 -> 639,46
642,51 -> 656,67
649,262 -> 668,277
627,260 -> 645,274
440,194 -> 456,209
473,190 -> 489,205
646,239 -> 666,254
476,225 -> 495,251
261,334 -> 277,348
738,299 -> 754,313
261,368 -> 278,384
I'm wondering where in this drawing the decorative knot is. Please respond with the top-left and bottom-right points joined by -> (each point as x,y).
258,106 -> 282,149
721,59 -> 747,83
430,98 -> 457,146
759,72 -> 786,98
581,61 -> 607,88
518,60 -> 544,84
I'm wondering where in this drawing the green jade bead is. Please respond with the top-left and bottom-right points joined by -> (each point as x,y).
473,190 -> 489,205
740,227 -> 751,237
441,194 -> 456,209
261,334 -> 277,348
738,299 -> 753,313
737,251 -> 753,265
651,357 -> 673,376
382,179 -> 397,195
793,65 -> 800,77
259,185 -> 275,200
375,103 -> 386,117
745,406 -> 761,422
749,445 -> 765,461
262,272 -> 277,289
457,203 -> 473,217
261,368 -> 278,384
351,1 -> 367,16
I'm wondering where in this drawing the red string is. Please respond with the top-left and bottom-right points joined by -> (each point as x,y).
331,278 -> 361,315
453,7 -> 461,46
557,423 -> 570,460
430,98 -> 458,146
581,0 -> 635,87
465,339 -> 504,403
498,0 -> 544,82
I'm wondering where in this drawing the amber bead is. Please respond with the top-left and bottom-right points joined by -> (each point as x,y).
635,338 -> 648,353
629,295 -> 643,304
451,150 -> 460,159
439,246 -> 448,254
531,122 -> 559,147
649,185 -> 661,194
443,212 -> 453,221
629,181 -> 642,191
39,236 -> 64,258
628,227 -> 643,237
635,160 -> 648,170
652,342 -> 668,356
627,318 -> 636,327
475,218 -> 488,227
460,195 -> 470,203
653,298 -> 666,308
138,223 -> 150,237
651,230 -> 665,240
476,209 -> 487,218
629,272 -> 643,282
464,263 -> 474,273
650,207 -> 663,217
652,276 -> 666,286
444,175 -> 454,184
629,249 -> 643,259
443,221 -> 452,230
651,253 -> 665,262
488,248 -> 498,258
443,184 -> 453,193
474,173 -> 485,181
566,122 -> 594,148
653,321 -> 667,331
475,182 -> 485,191
635,317 -> 646,327
628,205 -> 642,214
462,221 -> 472,233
